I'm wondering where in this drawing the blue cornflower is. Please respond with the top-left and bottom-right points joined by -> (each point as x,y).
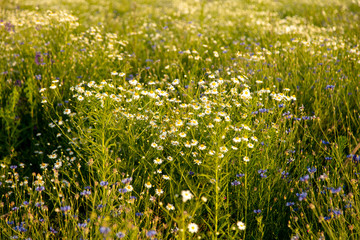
35,186 -> 45,192
325,85 -> 335,90
60,206 -> 71,212
286,202 -> 295,207
300,174 -> 309,182
121,177 -> 132,184
116,232 -> 126,238
332,210 -> 342,216
99,226 -> 111,235
119,188 -> 127,193
253,209 -> 261,214
307,167 -> 317,173
231,180 -> 241,186
146,230 -> 157,238
258,169 -> 267,178
80,190 -> 91,196
135,212 -> 143,217
296,191 -> 307,201
281,171 -> 289,179
100,181 -> 108,187
330,187 -> 342,194
78,223 -> 87,228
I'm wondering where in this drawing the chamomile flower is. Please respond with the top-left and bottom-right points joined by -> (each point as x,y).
125,185 -> 133,192
175,119 -> 183,127
220,146 -> 228,153
208,150 -> 215,155
191,139 -> 198,146
64,109 -> 71,115
237,221 -> 246,230
166,203 -> 175,211
154,158 -> 163,165
145,182 -> 152,189
172,79 -> 180,85
40,163 -> 49,169
188,119 -> 198,126
179,132 -> 187,138
194,159 -> 202,165
209,81 -> 218,88
155,188 -> 163,196
181,190 -> 193,202
240,88 -> 252,100
233,137 -> 241,143
48,153 -> 57,159
199,144 -> 207,150
188,223 -> 199,233
54,161 -> 62,169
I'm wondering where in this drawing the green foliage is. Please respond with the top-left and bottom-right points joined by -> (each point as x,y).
0,0 -> 360,239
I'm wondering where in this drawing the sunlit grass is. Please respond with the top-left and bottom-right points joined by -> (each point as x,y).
1,0 -> 360,239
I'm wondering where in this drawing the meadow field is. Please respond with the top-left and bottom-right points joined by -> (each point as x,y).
1,0 -> 360,239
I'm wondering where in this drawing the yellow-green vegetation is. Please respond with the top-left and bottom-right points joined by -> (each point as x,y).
1,0 -> 360,239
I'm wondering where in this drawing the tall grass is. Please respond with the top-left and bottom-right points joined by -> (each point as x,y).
1,0 -> 360,239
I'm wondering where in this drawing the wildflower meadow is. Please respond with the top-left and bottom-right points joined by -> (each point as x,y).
1,0 -> 360,239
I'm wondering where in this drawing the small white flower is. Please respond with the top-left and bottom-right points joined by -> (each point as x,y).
155,188 -> 163,196
247,143 -> 254,148
54,161 -> 62,169
154,158 -> 163,165
166,203 -> 175,211
145,182 -> 152,189
125,185 -> 133,192
188,223 -> 199,233
237,221 -> 246,230
181,190 -> 193,202
63,109 -> 71,115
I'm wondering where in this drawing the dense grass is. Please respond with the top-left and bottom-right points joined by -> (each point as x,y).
1,0 -> 360,239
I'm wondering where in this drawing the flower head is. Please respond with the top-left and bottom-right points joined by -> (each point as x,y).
181,190 -> 193,202
237,221 -> 246,230
188,223 -> 198,233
